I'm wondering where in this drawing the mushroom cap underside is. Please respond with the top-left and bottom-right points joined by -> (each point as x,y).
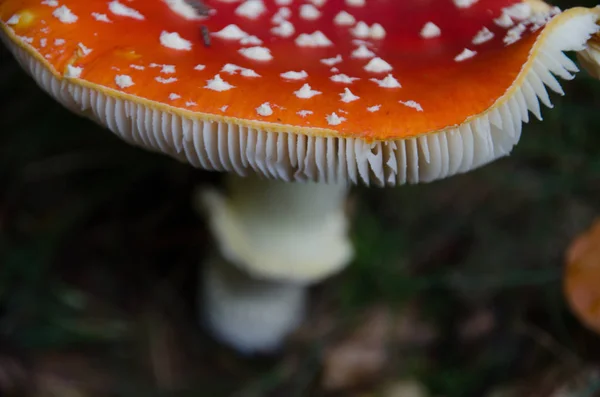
1,0 -> 599,185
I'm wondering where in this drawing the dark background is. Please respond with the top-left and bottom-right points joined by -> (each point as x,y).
1,1 -> 600,396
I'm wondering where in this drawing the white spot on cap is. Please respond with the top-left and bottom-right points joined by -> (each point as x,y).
420,22 -> 441,38
169,93 -> 181,100
92,12 -> 112,22
494,12 -> 514,28
241,69 -> 260,77
370,23 -> 386,39
297,110 -> 313,117
472,27 -> 494,44
235,0 -> 266,19
370,74 -> 401,88
205,74 -> 235,92
364,57 -> 393,73
156,76 -> 177,84
194,64 -> 206,70
504,23 -> 526,46
240,35 -> 263,45
78,43 -> 92,56
326,112 -> 345,125
53,6 -> 78,23
351,44 -> 375,59
295,31 -> 332,47
271,7 -> 291,24
281,70 -> 308,80
340,88 -> 359,103
160,31 -> 192,51
130,64 -> 145,70
271,20 -> 295,38
399,100 -> 423,111
54,38 -> 65,45
331,74 -> 359,84
256,102 -> 273,116
115,74 -> 134,88
213,24 -> 249,40
367,105 -> 381,112
334,11 -> 355,26
160,64 -> 175,73
239,46 -> 273,61
453,0 -> 478,8
320,54 -> 342,66
294,83 -> 321,98
220,64 -> 239,74
454,48 -> 477,62
221,63 -> 260,77
163,0 -> 210,20
503,3 -> 531,20
41,0 -> 58,6
109,1 -> 144,20
351,21 -> 370,38
345,0 -> 365,6
7,14 -> 20,25
65,65 -> 82,78
299,4 -> 321,20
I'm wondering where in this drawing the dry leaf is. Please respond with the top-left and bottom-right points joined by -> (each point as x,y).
321,307 -> 391,391
382,379 -> 429,397
394,303 -> 438,346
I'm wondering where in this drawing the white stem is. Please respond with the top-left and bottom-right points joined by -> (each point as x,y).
196,173 -> 354,353
201,254 -> 306,355
198,173 -> 353,284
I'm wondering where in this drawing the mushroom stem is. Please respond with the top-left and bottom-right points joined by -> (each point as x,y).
196,173 -> 354,353
201,254 -> 307,354
197,173 -> 354,284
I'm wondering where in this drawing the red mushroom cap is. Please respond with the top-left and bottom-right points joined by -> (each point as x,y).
1,0 -> 599,184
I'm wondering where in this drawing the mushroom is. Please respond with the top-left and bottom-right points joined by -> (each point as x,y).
565,219 -> 600,335
1,0 -> 600,353
577,32 -> 600,79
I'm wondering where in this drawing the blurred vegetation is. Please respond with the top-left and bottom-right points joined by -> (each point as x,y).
2,1 -> 600,396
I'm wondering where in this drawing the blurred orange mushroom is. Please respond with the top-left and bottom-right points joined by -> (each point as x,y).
565,219 -> 600,334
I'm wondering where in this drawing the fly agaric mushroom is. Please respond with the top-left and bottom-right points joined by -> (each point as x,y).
565,219 -> 600,335
2,0 -> 600,353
